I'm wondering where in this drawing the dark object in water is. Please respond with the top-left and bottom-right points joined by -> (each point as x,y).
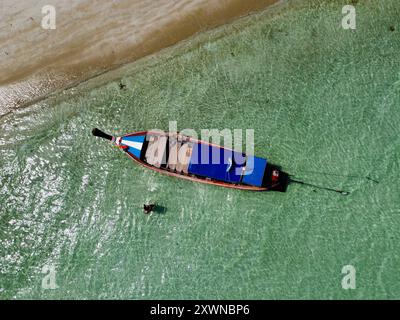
144,204 -> 155,214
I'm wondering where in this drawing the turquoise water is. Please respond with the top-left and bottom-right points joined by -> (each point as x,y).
1,0 -> 400,299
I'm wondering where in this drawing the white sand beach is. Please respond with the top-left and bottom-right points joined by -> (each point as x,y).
0,0 -> 279,116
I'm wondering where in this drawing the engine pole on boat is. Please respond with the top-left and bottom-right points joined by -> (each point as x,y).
289,178 -> 350,196
92,128 -> 114,141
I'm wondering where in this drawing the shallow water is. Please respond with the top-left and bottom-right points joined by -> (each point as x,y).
1,0 -> 400,299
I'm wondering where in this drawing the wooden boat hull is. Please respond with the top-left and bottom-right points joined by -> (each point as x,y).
126,151 -> 268,191
92,128 -> 289,192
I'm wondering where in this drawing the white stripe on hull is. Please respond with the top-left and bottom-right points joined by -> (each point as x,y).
121,140 -> 143,150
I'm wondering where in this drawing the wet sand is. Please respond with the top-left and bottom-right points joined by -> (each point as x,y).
0,0 -> 279,116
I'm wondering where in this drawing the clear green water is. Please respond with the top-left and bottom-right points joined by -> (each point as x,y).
1,0 -> 400,299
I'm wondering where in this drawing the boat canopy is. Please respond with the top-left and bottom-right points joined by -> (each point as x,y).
145,135 -> 167,167
242,156 -> 267,187
188,143 -> 245,184
188,143 -> 267,187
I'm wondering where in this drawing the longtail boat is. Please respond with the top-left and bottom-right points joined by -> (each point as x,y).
92,128 -> 289,192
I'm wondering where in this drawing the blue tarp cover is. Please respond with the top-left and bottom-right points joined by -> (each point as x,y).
188,143 -> 245,183
242,156 -> 267,187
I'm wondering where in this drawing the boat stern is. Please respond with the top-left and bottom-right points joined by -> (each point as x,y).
262,164 -> 289,192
